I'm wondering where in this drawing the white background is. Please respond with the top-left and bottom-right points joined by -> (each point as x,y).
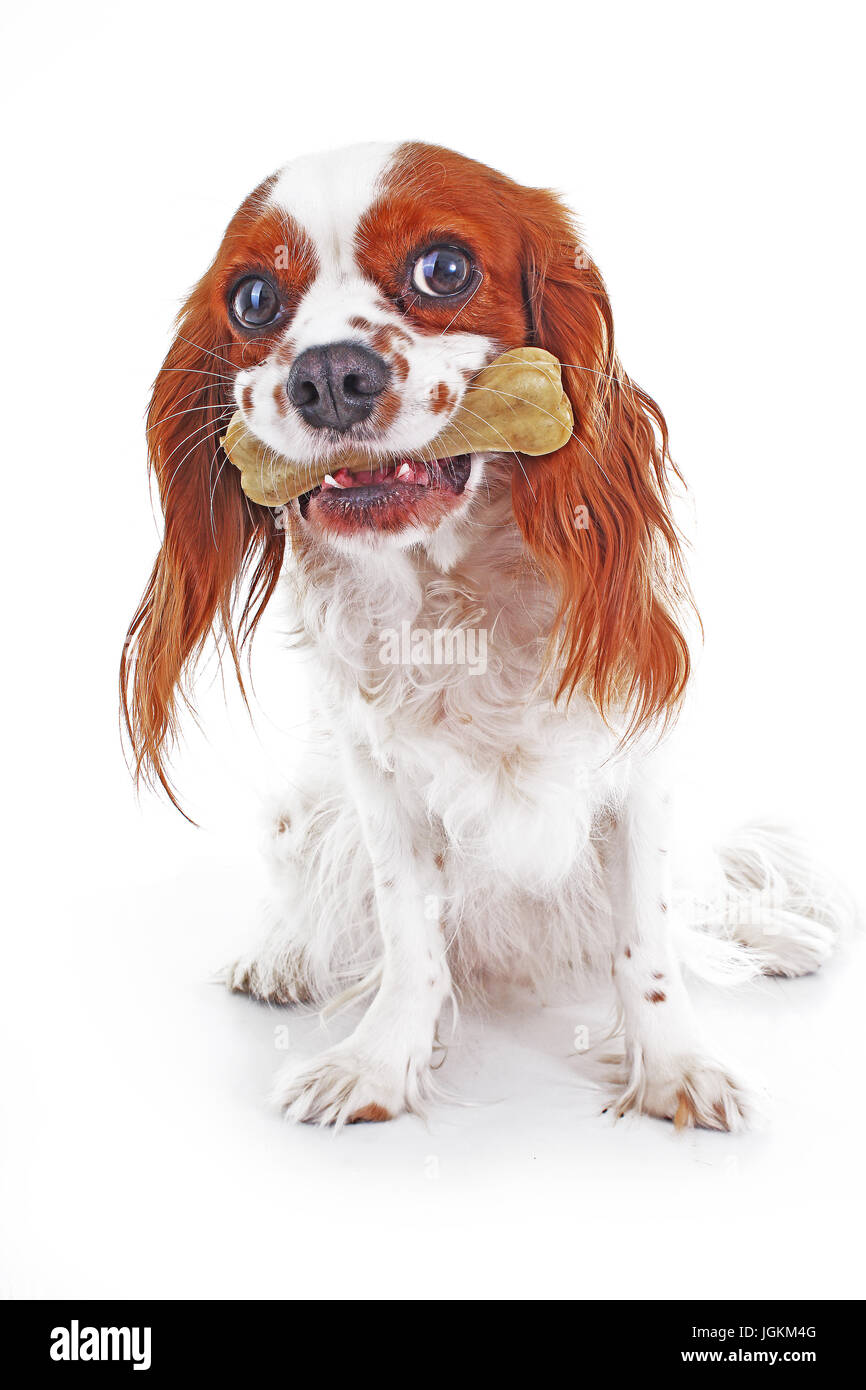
1,0 -> 864,1299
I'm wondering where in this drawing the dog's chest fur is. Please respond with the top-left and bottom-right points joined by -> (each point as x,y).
283,491 -> 626,988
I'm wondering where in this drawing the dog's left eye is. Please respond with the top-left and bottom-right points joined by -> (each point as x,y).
230,276 -> 281,328
411,245 -> 474,297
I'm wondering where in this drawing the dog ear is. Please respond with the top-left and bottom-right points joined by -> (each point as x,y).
120,282 -> 284,811
511,188 -> 693,735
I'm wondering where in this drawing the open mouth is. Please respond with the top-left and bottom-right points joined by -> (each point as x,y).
298,453 -> 472,523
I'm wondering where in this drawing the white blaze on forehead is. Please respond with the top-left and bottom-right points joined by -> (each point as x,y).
237,139 -> 495,482
267,142 -> 399,276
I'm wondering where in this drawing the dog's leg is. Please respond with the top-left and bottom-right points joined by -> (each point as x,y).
226,754 -> 385,1007
605,770 -> 752,1131
225,788 -> 326,1006
226,858 -> 317,1006
273,748 -> 450,1126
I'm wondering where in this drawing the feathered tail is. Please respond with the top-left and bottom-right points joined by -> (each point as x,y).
673,821 -> 855,985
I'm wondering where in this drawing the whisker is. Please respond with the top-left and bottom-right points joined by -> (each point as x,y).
483,386 -> 614,489
147,400 -> 232,432
434,418 -> 496,508
434,271 -> 485,337
468,384 -> 612,486
448,346 -> 629,393
175,334 -> 239,371
159,414 -> 229,506
158,366 -> 236,383
209,448 -> 229,547
453,402 -> 537,502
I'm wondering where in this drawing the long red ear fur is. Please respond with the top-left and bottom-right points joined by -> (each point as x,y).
511,190 -> 693,734
120,286 -> 284,810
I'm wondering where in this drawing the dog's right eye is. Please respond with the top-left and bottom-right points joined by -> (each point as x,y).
230,276 -> 281,328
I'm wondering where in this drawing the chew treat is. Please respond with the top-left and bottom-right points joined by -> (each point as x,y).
222,346 -> 573,506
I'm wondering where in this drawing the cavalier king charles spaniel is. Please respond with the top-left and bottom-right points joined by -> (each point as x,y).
122,142 -> 844,1130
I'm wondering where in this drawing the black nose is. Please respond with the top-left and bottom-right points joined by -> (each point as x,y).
287,341 -> 390,431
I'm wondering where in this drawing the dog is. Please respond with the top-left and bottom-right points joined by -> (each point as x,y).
122,142 -> 845,1129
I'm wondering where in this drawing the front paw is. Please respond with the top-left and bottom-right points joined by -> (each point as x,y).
613,1055 -> 753,1133
225,949 -> 314,1006
273,1046 -> 426,1127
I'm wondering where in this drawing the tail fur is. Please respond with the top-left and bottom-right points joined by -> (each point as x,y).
674,821 -> 854,984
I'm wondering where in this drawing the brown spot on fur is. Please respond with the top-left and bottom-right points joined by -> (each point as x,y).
624,947 -> 631,959
275,338 -> 297,369
375,386 -> 400,431
430,381 -> 455,415
659,900 -> 668,913
673,1092 -> 695,1131
674,1084 -> 738,1132
371,323 -> 412,355
275,815 -> 291,834
434,851 -> 445,871
349,315 -> 373,332
241,384 -> 254,414
652,971 -> 664,980
391,352 -> 409,382
272,382 -> 287,417
348,1103 -> 391,1124
645,989 -> 666,1003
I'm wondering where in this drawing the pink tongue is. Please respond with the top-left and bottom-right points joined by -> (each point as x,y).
331,461 -> 430,488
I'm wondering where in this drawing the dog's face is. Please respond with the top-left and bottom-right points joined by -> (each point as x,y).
213,143 -> 534,550
124,142 -> 691,804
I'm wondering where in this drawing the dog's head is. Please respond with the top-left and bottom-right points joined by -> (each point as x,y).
123,142 -> 691,803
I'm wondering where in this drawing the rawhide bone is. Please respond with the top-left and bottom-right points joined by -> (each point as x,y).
221,346 -> 574,507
